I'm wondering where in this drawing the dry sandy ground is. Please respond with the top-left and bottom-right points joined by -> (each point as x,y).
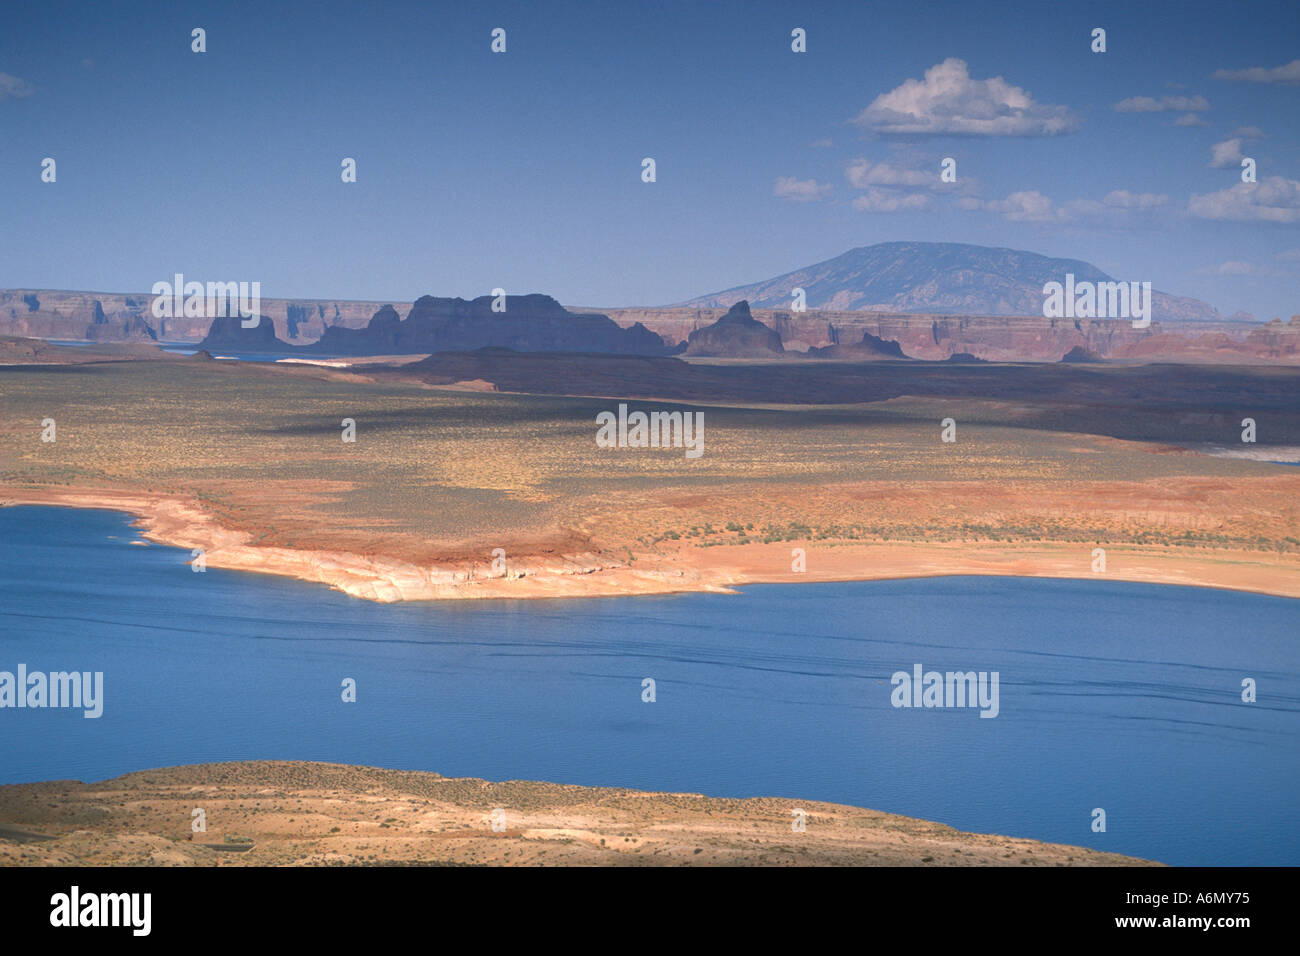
3,357 -> 1297,602
5,486 -> 1299,601
0,761 -> 1156,867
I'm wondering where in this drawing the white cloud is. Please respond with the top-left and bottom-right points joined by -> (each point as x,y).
773,176 -> 832,202
1114,94 -> 1209,112
1101,190 -> 1168,209
1207,261 -> 1264,276
851,58 -> 1077,136
845,159 -> 933,188
1201,255 -> 1298,278
0,72 -> 34,99
1188,177 -> 1300,223
1209,138 -> 1245,168
1212,60 -> 1300,85
960,189 -> 1168,224
1173,113 -> 1209,127
1233,126 -> 1264,139
959,190 -> 1059,222
851,188 -> 932,213
809,138 -> 834,149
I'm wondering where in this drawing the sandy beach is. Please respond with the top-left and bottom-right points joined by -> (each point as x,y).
5,487 -> 1298,601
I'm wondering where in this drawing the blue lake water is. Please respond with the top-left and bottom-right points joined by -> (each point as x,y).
1,505 -> 1296,865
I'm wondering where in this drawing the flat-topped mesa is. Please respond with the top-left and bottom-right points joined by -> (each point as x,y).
683,300 -> 784,357
303,293 -> 676,356
197,314 -> 283,350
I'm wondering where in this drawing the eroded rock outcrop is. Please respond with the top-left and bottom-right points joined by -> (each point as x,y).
808,329 -> 909,360
683,301 -> 784,357
304,294 -> 675,356
197,314 -> 283,350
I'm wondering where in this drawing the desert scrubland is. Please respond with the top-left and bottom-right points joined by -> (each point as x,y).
0,761 -> 1156,867
1,346 -> 1297,601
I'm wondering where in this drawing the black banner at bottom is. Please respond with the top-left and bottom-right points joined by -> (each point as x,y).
0,864 -> 1283,943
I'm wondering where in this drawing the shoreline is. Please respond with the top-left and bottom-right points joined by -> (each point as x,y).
5,487 -> 1299,602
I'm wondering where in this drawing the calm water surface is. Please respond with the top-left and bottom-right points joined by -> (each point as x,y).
1,506 -> 1296,865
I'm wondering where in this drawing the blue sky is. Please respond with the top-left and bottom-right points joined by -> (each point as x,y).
1,0 -> 1297,318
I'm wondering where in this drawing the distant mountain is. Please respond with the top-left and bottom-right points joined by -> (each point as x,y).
682,301 -> 784,357
680,241 -> 1223,322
